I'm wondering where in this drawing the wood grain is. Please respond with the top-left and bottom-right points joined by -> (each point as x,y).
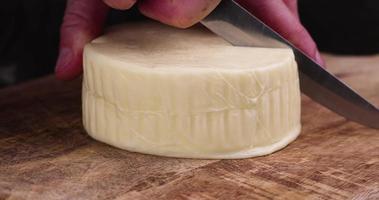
0,54 -> 379,200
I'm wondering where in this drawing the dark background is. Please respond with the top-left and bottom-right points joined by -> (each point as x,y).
1,0 -> 379,88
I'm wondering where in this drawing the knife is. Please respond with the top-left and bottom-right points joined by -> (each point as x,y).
201,0 -> 379,129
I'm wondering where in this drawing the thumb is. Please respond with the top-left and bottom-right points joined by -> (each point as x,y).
139,0 -> 221,28
55,0 -> 108,80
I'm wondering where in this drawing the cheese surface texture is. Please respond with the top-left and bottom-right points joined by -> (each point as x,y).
82,22 -> 301,159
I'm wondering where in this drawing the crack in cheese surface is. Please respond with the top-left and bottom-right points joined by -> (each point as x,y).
82,21 -> 301,159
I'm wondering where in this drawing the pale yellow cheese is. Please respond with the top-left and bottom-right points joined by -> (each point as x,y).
82,21 -> 301,159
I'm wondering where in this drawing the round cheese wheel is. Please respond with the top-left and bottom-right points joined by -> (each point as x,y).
82,21 -> 301,159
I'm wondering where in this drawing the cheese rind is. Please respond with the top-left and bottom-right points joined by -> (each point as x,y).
82,22 -> 301,159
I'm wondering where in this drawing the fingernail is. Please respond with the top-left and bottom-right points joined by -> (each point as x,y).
55,48 -> 73,73
315,51 -> 326,67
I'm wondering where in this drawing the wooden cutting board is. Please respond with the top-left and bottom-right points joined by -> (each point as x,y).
0,54 -> 378,200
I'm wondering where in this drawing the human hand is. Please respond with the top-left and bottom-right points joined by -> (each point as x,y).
55,0 -> 323,80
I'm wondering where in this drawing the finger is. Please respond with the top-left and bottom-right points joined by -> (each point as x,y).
55,0 -> 108,80
236,0 -> 324,66
139,0 -> 220,28
282,0 -> 299,18
103,0 -> 136,10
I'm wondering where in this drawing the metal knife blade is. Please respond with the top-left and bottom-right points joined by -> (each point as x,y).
201,0 -> 379,129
